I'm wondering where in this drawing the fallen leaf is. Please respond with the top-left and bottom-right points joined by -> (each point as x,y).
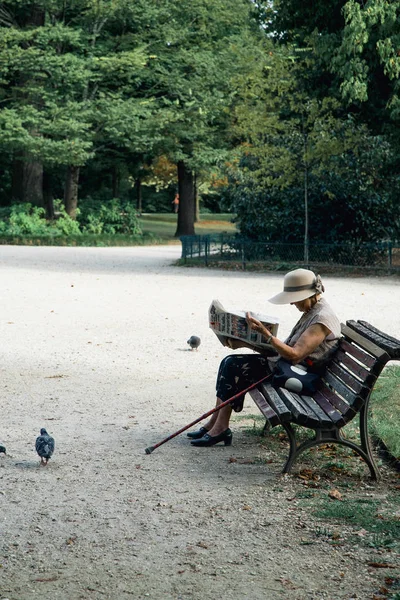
65,536 -> 77,545
242,505 -> 252,511
298,469 -> 320,481
196,541 -> 208,549
228,457 -> 237,463
328,489 -> 342,500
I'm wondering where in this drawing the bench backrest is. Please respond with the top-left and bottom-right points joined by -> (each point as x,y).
316,322 -> 391,424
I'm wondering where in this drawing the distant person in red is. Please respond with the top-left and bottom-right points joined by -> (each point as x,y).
172,193 -> 179,213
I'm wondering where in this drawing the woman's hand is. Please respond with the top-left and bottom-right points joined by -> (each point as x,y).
246,312 -> 272,339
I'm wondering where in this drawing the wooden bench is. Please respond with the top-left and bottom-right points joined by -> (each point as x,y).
248,320 -> 400,480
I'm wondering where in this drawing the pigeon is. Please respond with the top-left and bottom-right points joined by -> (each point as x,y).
0,444 -> 6,455
187,335 -> 201,351
35,428 -> 55,466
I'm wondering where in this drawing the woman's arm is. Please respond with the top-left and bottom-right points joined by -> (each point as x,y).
246,312 -> 330,363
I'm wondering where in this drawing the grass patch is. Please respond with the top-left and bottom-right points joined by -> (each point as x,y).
313,496 -> 400,550
370,365 -> 400,461
139,213 -> 236,241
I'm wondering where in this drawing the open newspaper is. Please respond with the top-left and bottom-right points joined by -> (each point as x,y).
209,299 -> 279,350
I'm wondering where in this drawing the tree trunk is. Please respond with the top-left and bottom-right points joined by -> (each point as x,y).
175,161 -> 195,237
11,157 -> 44,206
64,166 -> 80,219
194,172 -> 200,223
11,158 -> 24,203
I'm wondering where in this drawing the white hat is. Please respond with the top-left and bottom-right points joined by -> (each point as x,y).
269,268 -> 324,305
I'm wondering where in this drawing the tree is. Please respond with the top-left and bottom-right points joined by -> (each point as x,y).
134,0 -> 262,236
224,35 -> 400,247
0,0 -> 161,216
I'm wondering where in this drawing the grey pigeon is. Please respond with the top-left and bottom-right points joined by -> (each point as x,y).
187,335 -> 201,351
35,428 -> 55,466
0,444 -> 5,455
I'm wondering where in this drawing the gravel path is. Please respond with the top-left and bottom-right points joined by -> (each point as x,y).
0,245 -> 399,600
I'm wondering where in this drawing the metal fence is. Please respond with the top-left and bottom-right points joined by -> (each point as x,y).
180,235 -> 400,272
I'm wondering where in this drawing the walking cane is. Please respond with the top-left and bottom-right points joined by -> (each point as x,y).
144,373 -> 272,454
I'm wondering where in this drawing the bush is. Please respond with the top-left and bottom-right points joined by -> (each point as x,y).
78,198 -> 142,235
3,204 -> 50,236
0,199 -> 142,240
51,201 -> 82,236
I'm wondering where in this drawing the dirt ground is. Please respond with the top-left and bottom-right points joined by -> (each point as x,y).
0,245 -> 399,600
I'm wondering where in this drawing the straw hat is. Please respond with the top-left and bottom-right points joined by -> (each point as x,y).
269,268 -> 324,305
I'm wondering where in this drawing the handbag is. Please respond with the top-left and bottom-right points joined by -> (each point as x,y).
272,358 -> 321,395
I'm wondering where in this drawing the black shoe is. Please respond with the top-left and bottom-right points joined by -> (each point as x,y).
187,427 -> 209,440
190,429 -> 232,447
0,444 -> 6,454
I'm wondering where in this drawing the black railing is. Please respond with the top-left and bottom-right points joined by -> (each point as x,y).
180,235 -> 400,272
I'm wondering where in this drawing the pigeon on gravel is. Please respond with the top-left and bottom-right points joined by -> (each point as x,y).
0,444 -> 6,455
35,428 -> 55,466
187,335 -> 201,351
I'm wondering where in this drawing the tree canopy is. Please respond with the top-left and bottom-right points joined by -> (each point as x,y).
0,0 -> 398,243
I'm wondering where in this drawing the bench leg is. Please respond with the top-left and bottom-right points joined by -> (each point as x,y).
281,427 -> 380,480
359,403 -> 380,480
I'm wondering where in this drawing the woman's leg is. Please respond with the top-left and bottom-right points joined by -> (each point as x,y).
202,397 -> 232,435
202,354 -> 270,437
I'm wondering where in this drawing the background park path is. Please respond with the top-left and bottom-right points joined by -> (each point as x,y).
0,245 -> 399,600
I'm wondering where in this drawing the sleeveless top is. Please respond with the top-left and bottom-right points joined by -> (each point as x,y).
268,297 -> 341,368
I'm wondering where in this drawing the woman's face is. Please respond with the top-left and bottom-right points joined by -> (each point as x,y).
291,296 -> 314,313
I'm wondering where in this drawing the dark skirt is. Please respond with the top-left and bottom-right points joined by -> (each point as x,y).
215,354 -> 272,412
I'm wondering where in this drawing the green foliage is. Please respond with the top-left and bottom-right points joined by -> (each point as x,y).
0,202 -> 81,236
333,0 -> 400,117
0,198 -> 142,238
0,203 -> 49,236
78,198 -> 142,235
52,201 -> 82,236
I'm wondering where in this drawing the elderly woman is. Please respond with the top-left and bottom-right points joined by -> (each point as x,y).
188,268 -> 340,447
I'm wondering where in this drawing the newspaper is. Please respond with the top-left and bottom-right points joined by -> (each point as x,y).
208,299 -> 279,350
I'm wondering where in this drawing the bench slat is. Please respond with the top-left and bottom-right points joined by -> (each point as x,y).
315,387 -> 356,421
340,339 -> 376,369
322,370 -> 369,406
333,349 -> 374,382
327,360 -> 372,393
300,396 -> 341,429
248,388 -> 281,428
277,388 -> 315,426
311,392 -> 346,427
343,322 -> 393,360
259,383 -> 292,422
